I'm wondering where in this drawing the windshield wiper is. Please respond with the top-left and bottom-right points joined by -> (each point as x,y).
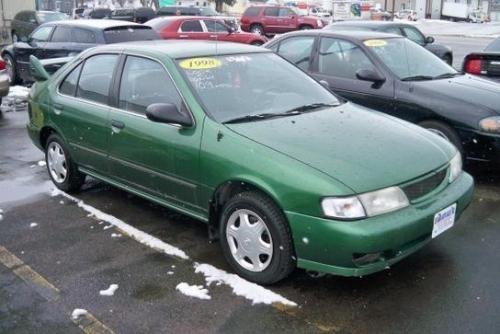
432,72 -> 460,79
401,75 -> 435,81
283,102 -> 340,114
222,111 -> 302,124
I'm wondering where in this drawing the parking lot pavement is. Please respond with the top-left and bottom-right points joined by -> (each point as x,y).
433,36 -> 492,69
1,108 -> 500,333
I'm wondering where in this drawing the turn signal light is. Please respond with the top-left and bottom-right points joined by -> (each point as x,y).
464,58 -> 483,75
0,59 -> 5,71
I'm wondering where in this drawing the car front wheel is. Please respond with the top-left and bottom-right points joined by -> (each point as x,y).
250,24 -> 264,35
420,120 -> 463,155
219,191 -> 295,284
45,134 -> 86,192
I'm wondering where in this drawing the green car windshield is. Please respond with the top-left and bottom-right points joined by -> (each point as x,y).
365,37 -> 457,80
177,53 -> 339,123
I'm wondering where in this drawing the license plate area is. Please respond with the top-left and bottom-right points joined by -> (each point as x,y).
432,203 -> 456,238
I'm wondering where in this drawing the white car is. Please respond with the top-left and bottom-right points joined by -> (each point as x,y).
468,10 -> 487,23
395,10 -> 417,21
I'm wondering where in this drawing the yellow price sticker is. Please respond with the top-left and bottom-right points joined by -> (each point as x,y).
363,39 -> 388,47
179,57 -> 222,70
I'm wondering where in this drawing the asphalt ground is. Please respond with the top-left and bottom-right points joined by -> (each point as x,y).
1,35 -> 500,333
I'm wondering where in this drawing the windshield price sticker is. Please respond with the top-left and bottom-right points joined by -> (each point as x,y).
363,39 -> 387,47
179,57 -> 222,70
225,56 -> 251,63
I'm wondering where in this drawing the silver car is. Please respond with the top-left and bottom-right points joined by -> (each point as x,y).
0,56 -> 10,105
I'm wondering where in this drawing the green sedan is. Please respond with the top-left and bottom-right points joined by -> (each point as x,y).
27,41 -> 474,284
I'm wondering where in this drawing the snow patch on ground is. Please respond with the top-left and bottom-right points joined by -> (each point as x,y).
176,282 -> 211,300
0,208 -> 3,221
71,308 -> 88,320
29,222 -> 38,228
111,233 -> 122,238
50,189 -> 189,260
194,263 -> 297,306
37,160 -> 46,167
103,225 -> 113,230
99,284 -> 119,296
1,86 -> 30,113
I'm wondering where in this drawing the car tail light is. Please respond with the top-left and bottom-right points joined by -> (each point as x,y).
0,59 -> 5,71
464,57 -> 483,75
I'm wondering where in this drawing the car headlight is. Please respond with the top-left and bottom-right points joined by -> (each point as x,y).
479,116 -> 500,134
317,19 -> 323,27
321,186 -> 409,220
449,151 -> 462,183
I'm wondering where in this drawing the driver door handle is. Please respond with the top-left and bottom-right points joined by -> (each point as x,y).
53,103 -> 64,115
111,120 -> 125,133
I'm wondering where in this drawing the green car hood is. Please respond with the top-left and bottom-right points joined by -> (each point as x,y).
225,103 -> 454,194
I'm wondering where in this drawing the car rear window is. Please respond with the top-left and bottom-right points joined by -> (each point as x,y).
485,38 -> 500,52
243,7 -> 261,17
103,26 -> 159,43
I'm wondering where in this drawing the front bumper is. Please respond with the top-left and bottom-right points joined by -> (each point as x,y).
458,128 -> 500,166
286,172 -> 474,277
0,70 -> 10,97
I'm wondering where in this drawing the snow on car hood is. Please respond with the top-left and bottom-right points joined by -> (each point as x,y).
225,103 -> 455,194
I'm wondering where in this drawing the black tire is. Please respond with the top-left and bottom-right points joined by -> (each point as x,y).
4,54 -> 19,85
219,191 -> 295,284
419,120 -> 463,154
300,25 -> 313,30
442,54 -> 453,66
45,133 -> 85,192
250,24 -> 264,35
250,40 -> 264,46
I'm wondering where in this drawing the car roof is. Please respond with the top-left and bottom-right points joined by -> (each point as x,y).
90,40 -> 270,59
275,29 -> 401,41
46,19 -> 143,29
330,21 -> 410,28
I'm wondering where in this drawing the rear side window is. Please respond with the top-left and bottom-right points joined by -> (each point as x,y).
103,27 -> 158,43
59,63 -> 82,96
243,7 -> 260,17
73,28 -> 96,43
264,7 -> 279,16
204,20 -> 228,33
118,56 -> 183,114
278,36 -> 315,70
77,55 -> 118,104
402,27 -> 425,45
51,26 -> 72,42
180,20 -> 203,32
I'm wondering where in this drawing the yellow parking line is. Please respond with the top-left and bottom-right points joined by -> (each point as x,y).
72,311 -> 115,334
0,246 -> 59,301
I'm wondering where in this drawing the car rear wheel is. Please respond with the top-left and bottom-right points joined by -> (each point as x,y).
45,134 -> 86,192
442,54 -> 452,65
4,54 -> 18,84
250,40 -> 264,46
219,191 -> 295,284
420,120 -> 463,155
300,25 -> 313,30
250,24 -> 264,35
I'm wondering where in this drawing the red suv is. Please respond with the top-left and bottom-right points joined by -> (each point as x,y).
240,6 -> 323,35
146,16 -> 267,45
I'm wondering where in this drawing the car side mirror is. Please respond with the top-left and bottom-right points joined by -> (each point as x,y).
146,103 -> 193,127
356,69 -> 386,83
425,36 -> 434,44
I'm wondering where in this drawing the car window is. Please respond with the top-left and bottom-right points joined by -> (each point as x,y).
118,56 -> 183,114
180,20 -> 204,32
243,7 -> 261,17
51,26 -> 72,42
73,28 -> 96,43
402,27 -> 425,45
59,63 -> 83,96
204,20 -> 228,32
279,8 -> 294,17
36,12 -> 69,23
278,36 -> 315,71
31,26 -> 53,42
77,55 -> 118,105
103,27 -> 158,43
485,37 -> 500,52
318,37 -> 375,79
264,7 -> 279,16
383,27 -> 403,35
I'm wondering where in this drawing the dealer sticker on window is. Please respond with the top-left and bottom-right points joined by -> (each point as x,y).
179,57 -> 222,70
432,203 -> 456,238
363,39 -> 387,47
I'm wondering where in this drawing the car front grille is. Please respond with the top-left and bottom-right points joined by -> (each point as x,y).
401,168 -> 447,201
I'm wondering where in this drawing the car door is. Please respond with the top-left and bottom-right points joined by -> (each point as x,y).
204,19 -> 231,42
278,8 -> 297,32
310,36 -> 395,113
262,7 -> 280,33
51,54 -> 119,173
42,25 -> 73,59
275,35 -> 317,71
177,19 -> 209,40
107,55 -> 201,212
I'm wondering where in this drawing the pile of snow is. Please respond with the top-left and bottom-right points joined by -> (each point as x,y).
405,19 -> 500,38
176,282 -> 211,300
99,284 -> 119,296
1,85 -> 29,113
71,308 -> 88,320
29,222 -> 38,228
37,160 -> 46,167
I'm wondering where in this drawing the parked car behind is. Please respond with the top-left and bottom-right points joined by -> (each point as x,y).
325,21 -> 453,64
266,30 -> 500,167
0,57 -> 10,106
111,7 -> 156,23
1,20 -> 159,83
462,37 -> 500,83
146,16 -> 267,45
27,40 -> 473,284
156,6 -> 239,30
240,5 -> 324,35
11,10 -> 69,43
394,9 -> 417,21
